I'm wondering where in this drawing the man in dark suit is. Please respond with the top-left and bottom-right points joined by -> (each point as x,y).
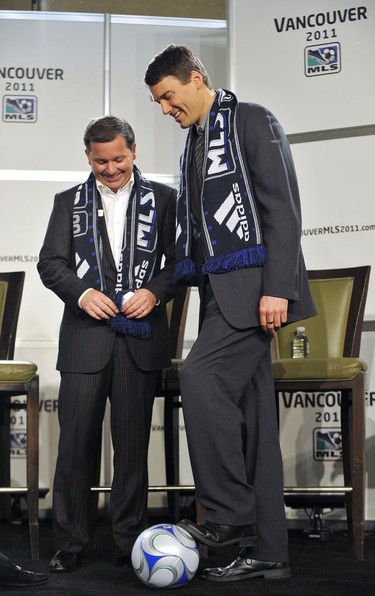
144,45 -> 316,583
38,116 -> 177,572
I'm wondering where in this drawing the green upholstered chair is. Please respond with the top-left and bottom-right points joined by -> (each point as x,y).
272,266 -> 371,560
0,272 -> 40,560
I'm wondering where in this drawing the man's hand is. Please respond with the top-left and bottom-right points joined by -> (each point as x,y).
80,289 -> 118,320
122,288 -> 157,319
259,295 -> 288,335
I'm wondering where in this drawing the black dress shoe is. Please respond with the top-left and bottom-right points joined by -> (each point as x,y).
201,553 -> 291,582
178,519 -> 257,548
0,551 -> 48,587
114,555 -> 132,568
49,550 -> 82,573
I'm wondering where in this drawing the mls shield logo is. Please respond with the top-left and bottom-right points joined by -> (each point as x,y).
11,431 -> 27,457
313,428 -> 342,461
305,43 -> 341,77
3,95 -> 37,122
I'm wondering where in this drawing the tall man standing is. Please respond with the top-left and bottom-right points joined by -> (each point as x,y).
144,45 -> 316,583
38,116 -> 177,572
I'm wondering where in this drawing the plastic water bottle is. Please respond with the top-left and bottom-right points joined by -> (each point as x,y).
292,327 -> 309,358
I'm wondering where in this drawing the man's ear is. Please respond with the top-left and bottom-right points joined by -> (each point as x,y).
190,70 -> 204,88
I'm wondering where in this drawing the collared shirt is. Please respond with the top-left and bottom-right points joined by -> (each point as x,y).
96,174 -> 134,269
78,173 -> 134,308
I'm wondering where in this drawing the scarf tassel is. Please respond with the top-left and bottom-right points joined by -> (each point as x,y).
109,314 -> 151,339
202,245 -> 267,275
108,292 -> 151,339
174,257 -> 198,285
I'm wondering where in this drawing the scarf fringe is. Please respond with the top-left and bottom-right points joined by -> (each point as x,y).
109,314 -> 151,339
108,292 -> 152,339
202,245 -> 267,275
174,257 -> 198,286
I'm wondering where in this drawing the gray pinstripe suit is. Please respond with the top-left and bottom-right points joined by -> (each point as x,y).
38,178 -> 176,556
179,102 -> 316,562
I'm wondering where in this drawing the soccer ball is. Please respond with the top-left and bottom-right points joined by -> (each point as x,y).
19,98 -> 33,113
131,523 -> 200,589
322,47 -> 336,64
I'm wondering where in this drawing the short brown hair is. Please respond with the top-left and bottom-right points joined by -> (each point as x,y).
144,44 -> 212,90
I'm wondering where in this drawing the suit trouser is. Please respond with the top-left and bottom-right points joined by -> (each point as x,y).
179,295 -> 288,561
52,334 -> 157,555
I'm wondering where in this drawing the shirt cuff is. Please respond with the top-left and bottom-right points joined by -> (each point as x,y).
78,288 -> 93,308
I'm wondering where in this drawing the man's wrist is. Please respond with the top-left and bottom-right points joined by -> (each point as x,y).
78,288 -> 93,308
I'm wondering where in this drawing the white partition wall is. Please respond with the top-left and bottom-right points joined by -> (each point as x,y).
228,0 -> 375,523
228,0 -> 374,133
0,10 -> 106,511
0,10 -> 226,512
110,15 -> 227,178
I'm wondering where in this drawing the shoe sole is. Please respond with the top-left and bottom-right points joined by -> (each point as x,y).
201,567 -> 292,582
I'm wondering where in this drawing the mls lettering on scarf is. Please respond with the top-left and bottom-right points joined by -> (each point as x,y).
207,111 -> 235,178
137,190 -> 156,250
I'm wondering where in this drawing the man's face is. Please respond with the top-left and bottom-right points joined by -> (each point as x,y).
149,73 -> 206,129
85,135 -> 136,193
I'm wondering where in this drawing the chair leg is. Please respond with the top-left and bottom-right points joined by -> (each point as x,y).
27,377 -> 39,560
164,395 -> 181,523
341,376 -> 365,560
0,394 -> 12,549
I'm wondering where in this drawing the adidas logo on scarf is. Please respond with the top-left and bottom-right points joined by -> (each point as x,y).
214,182 -> 250,242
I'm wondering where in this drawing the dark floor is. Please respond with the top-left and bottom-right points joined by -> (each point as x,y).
1,514 -> 375,595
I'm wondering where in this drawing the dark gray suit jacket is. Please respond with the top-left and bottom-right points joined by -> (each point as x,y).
38,178 -> 177,373
207,102 -> 316,328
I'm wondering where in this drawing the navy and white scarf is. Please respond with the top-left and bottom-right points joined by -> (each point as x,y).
174,88 -> 266,285
73,166 -> 158,338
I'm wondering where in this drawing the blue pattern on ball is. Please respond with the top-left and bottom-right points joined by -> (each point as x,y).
131,523 -> 200,589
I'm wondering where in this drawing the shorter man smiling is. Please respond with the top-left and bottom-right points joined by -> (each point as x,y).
38,116 -> 177,572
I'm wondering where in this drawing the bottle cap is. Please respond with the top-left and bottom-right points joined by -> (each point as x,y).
296,326 -> 305,333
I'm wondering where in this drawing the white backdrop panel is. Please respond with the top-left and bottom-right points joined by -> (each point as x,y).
228,0 -> 375,133
0,12 -> 105,172
292,135 -> 375,316
110,17 -> 227,177
228,0 -> 375,522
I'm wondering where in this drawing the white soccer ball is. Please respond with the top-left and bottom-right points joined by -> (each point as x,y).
19,99 -> 33,113
131,523 -> 200,589
322,47 -> 336,64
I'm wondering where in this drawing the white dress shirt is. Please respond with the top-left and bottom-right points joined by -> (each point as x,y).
97,174 -> 134,269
